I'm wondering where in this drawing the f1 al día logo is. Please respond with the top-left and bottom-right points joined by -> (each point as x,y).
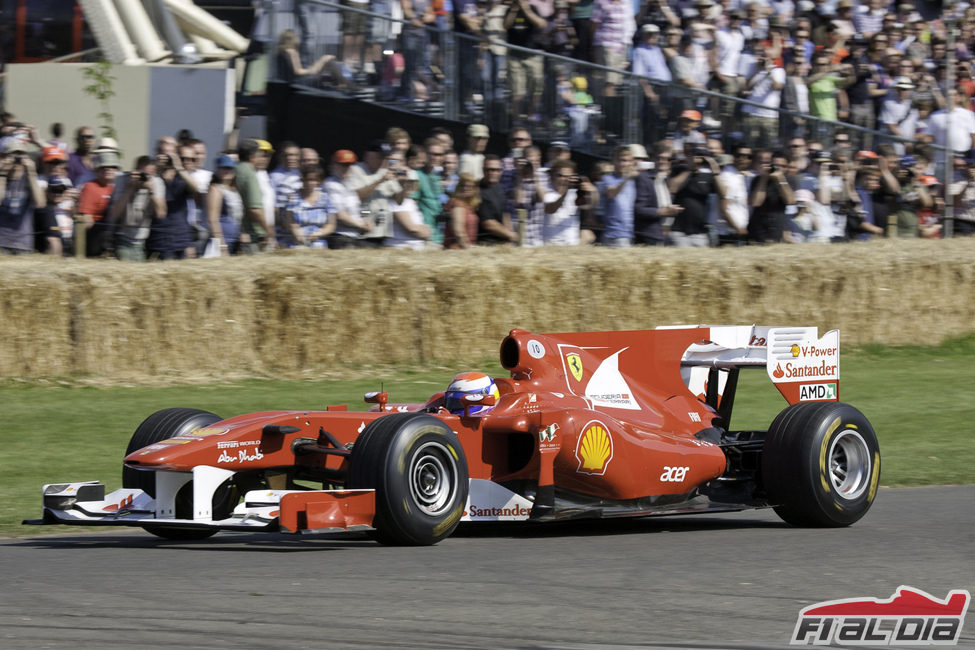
792,585 -> 971,645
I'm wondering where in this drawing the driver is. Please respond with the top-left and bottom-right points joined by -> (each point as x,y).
443,372 -> 500,415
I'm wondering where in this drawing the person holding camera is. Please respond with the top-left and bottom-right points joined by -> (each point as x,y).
36,146 -> 78,256
543,159 -> 595,246
850,166 -> 887,242
668,145 -> 726,248
948,150 -> 975,237
0,139 -> 46,255
747,150 -> 795,244
347,140 -> 403,247
145,150 -> 199,259
324,149 -> 376,249
108,156 -> 166,262
37,177 -> 75,256
888,155 -> 932,238
385,168 -> 430,250
740,42 -> 786,150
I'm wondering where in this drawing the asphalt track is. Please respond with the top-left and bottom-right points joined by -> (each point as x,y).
2,485 -> 972,650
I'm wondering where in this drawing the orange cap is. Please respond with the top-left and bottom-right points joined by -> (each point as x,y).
42,146 -> 67,163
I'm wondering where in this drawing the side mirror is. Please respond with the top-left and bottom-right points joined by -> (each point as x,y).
462,393 -> 496,417
261,424 -> 300,452
364,391 -> 389,411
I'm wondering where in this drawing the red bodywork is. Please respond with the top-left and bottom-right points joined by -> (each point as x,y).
120,328 -> 743,529
31,325 -> 860,539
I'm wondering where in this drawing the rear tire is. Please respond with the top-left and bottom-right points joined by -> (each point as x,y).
347,413 -> 468,545
122,408 -> 223,540
762,402 -> 881,527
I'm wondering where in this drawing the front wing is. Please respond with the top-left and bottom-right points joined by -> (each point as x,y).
25,465 -> 377,535
26,474 -> 763,535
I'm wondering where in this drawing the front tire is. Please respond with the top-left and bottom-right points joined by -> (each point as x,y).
122,407 -> 224,540
347,413 -> 469,545
762,402 -> 881,527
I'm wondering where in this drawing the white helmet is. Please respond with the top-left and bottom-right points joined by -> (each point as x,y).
444,372 -> 500,415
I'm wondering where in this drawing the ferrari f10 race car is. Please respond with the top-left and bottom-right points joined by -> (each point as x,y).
27,326 -> 881,545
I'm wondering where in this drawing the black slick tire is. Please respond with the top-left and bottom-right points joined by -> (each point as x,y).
347,413 -> 469,545
762,401 -> 881,527
122,407 -> 223,540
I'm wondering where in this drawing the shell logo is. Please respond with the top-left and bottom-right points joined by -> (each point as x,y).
575,421 -> 614,475
791,344 -> 801,358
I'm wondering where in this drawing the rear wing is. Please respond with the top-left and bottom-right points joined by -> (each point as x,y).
673,326 -> 840,406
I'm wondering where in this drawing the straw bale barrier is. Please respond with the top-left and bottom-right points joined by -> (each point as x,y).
1,238 -> 973,381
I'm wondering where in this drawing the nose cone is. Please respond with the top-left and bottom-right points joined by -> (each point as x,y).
121,412 -> 307,472
124,436 -> 210,472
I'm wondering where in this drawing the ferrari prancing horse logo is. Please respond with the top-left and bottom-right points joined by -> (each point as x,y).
566,353 -> 583,382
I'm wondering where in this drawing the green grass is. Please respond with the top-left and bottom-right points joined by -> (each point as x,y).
4,340 -> 974,537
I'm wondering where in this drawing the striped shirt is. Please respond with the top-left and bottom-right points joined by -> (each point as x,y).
286,190 -> 334,248
591,0 -> 632,53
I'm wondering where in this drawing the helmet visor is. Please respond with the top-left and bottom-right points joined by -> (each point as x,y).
444,391 -> 470,413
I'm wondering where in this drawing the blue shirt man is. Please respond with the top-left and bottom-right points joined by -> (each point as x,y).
631,25 -> 672,82
597,146 -> 638,246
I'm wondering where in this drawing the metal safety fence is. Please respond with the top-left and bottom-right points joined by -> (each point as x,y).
258,1 -> 940,154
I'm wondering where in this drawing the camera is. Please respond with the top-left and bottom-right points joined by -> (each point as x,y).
570,175 -> 581,189
49,183 -> 66,195
13,154 -> 24,165
139,171 -> 149,183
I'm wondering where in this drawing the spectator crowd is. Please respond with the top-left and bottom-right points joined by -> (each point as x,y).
268,0 -> 975,157
1,112 -> 972,259
4,0 -> 975,256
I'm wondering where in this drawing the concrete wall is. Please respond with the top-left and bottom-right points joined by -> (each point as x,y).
5,62 -> 234,167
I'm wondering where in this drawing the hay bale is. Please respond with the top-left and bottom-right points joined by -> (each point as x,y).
0,259 -> 74,376
1,238 -> 973,382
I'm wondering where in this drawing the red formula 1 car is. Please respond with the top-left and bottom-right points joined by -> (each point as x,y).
27,326 -> 881,545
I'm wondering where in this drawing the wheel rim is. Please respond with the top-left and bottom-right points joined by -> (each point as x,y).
828,430 -> 871,500
408,442 -> 458,515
